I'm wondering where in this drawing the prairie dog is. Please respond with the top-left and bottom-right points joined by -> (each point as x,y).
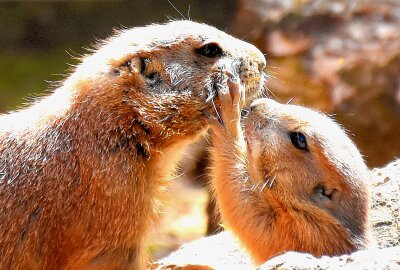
209,78 -> 369,264
0,21 -> 266,269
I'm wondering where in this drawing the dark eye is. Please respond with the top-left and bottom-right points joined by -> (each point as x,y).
289,132 -> 308,151
195,43 -> 223,58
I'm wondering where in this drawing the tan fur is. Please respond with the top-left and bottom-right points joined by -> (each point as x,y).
209,82 -> 369,265
0,21 -> 266,269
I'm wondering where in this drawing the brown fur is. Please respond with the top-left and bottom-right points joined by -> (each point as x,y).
209,82 -> 369,264
0,21 -> 266,269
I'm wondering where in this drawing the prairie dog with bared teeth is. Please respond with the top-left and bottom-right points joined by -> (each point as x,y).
0,21 -> 266,269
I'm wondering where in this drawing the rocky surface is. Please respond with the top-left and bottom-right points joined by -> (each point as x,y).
152,159 -> 400,269
151,231 -> 253,270
369,159 -> 400,248
258,246 -> 400,270
233,0 -> 400,167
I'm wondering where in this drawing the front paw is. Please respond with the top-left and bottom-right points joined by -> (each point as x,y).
215,71 -> 245,138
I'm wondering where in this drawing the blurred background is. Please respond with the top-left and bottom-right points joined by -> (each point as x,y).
1,0 -> 399,260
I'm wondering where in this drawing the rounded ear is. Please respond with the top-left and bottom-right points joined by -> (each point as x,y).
131,57 -> 146,74
313,184 -> 342,209
113,57 -> 145,76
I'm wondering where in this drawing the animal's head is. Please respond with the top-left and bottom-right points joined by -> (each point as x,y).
69,20 -> 266,148
244,98 -> 369,248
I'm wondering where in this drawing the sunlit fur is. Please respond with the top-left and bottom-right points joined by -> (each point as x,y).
211,97 -> 369,265
0,20 -> 266,269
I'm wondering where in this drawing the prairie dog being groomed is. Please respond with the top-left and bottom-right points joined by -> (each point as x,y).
209,78 -> 369,264
0,21 -> 266,269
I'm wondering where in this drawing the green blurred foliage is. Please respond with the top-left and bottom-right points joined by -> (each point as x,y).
0,49 -> 76,111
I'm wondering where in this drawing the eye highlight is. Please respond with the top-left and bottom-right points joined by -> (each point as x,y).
195,43 -> 223,58
289,132 -> 308,151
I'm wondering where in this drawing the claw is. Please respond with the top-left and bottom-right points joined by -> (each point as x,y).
211,98 -> 224,127
209,70 -> 245,135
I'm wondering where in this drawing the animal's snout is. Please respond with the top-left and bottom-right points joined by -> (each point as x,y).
249,46 -> 266,72
256,55 -> 267,72
249,98 -> 279,116
250,98 -> 269,112
248,55 -> 266,73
